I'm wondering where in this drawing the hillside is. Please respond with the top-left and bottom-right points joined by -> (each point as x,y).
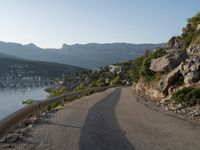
0,42 -> 164,69
0,53 -> 86,79
128,11 -> 200,119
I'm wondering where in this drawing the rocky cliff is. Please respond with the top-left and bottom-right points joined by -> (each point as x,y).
133,12 -> 200,118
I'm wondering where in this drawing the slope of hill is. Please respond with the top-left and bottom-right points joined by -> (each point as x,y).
0,52 -> 87,81
0,42 -> 164,69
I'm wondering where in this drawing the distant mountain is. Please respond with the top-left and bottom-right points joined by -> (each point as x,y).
0,41 -> 164,69
0,52 -> 87,79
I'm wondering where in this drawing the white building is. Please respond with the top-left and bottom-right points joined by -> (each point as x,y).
109,65 -> 122,74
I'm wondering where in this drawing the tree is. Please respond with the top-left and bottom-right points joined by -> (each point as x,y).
74,83 -> 85,92
96,78 -> 106,87
111,75 -> 122,85
48,87 -> 67,98
88,82 -> 97,88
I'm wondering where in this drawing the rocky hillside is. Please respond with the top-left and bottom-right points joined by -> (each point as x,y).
132,12 -> 200,119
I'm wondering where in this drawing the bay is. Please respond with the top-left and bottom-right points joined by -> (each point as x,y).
0,87 -> 48,120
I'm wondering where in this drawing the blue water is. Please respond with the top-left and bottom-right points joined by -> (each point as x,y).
0,87 -> 48,120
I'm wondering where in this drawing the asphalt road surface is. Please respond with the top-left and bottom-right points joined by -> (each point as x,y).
14,87 -> 200,150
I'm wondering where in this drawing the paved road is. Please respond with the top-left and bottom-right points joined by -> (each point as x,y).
15,87 -> 200,150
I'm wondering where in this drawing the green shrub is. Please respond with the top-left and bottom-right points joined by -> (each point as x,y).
172,87 -> 200,106
22,99 -> 34,105
181,12 -> 200,48
96,78 -> 106,87
74,83 -> 85,92
139,56 -> 155,81
48,87 -> 67,98
130,57 -> 145,83
87,82 -> 98,88
129,48 -> 166,83
111,75 -> 122,85
188,12 -> 200,27
139,48 -> 166,82
184,89 -> 200,106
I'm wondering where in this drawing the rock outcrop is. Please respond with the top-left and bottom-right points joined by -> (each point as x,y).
187,45 -> 200,55
150,49 -> 188,73
159,55 -> 200,95
159,64 -> 184,95
166,36 -> 182,49
133,80 -> 164,99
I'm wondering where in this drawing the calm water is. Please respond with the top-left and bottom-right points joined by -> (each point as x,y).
0,87 -> 48,120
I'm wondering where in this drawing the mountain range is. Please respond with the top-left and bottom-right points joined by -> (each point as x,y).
0,41 -> 164,69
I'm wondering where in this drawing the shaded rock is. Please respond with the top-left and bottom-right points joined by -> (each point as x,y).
25,115 -> 37,125
150,49 -> 188,73
6,134 -> 19,143
184,71 -> 200,85
0,136 -> 6,143
159,65 -> 184,95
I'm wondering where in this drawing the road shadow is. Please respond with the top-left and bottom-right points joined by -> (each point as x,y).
79,88 -> 135,150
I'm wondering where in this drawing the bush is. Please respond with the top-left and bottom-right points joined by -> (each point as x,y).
96,78 -> 106,87
22,99 -> 34,105
181,12 -> 200,48
139,56 -> 155,81
184,89 -> 200,106
74,83 -> 85,92
48,87 -> 67,98
188,12 -> 200,27
129,48 -> 166,83
172,87 -> 200,106
111,75 -> 122,85
87,82 -> 98,88
139,48 -> 166,82
130,57 -> 145,82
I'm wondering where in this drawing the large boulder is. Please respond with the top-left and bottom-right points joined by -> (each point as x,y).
184,71 -> 200,85
159,65 -> 184,95
150,49 -> 188,73
159,55 -> 200,96
183,56 -> 200,85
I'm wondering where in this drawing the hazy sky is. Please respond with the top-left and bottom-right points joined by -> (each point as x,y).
0,0 -> 199,48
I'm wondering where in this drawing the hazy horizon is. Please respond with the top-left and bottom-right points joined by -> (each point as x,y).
0,40 -> 165,49
0,0 -> 199,48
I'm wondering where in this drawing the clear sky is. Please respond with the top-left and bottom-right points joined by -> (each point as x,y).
0,0 -> 199,48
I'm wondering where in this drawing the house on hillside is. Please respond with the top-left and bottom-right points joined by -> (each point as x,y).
109,65 -> 122,74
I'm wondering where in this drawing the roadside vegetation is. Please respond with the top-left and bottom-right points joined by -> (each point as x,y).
48,87 -> 67,98
130,48 -> 166,82
172,87 -> 200,107
22,99 -> 34,105
182,12 -> 200,48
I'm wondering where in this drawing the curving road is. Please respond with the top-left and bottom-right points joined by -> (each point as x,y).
15,87 -> 200,150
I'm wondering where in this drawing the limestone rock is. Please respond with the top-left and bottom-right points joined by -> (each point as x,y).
159,65 -> 184,95
166,36 -> 182,49
6,134 -> 19,143
150,49 -> 188,73
184,71 -> 200,85
187,45 -> 200,55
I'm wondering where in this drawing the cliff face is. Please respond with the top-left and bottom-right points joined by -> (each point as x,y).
133,12 -> 200,101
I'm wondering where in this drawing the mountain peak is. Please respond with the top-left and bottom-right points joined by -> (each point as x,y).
25,43 -> 39,48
